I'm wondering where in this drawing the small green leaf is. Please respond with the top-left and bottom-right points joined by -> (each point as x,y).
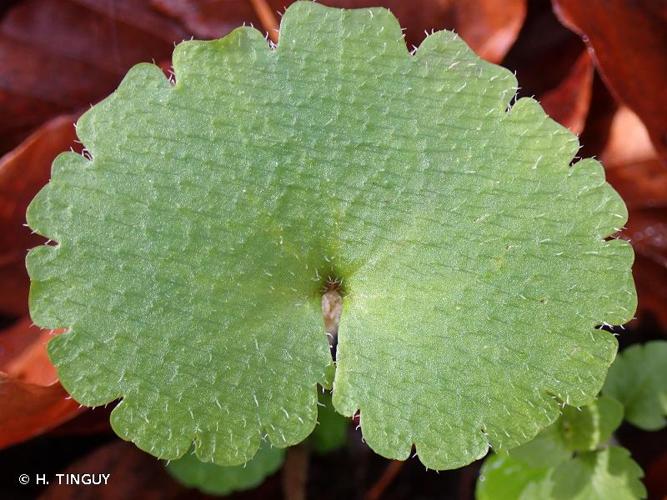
509,395 -> 623,466
167,442 -> 284,496
559,395 -> 624,451
478,447 -> 646,500
550,447 -> 646,500
508,422 -> 571,468
603,341 -> 667,431
310,392 -> 349,454
27,1 -> 635,469
477,454 -> 553,500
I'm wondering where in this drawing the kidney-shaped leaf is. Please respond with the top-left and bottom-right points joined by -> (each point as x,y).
26,2 -> 635,469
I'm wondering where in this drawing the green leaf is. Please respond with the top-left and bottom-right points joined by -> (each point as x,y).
477,454 -> 553,500
550,447 -> 646,500
558,395 -> 624,451
478,447 -> 646,500
309,392 -> 349,454
508,422 -> 571,468
603,341 -> 667,431
508,395 -> 623,466
26,1 -> 635,469
167,442 -> 284,496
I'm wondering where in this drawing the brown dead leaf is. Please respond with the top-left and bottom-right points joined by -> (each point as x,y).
0,317 -> 58,385
502,0 -> 591,129
553,0 -> 667,159
503,1 -> 585,91
153,0 -> 526,63
151,0 -> 268,39
540,51 -> 593,135
0,375 -> 82,450
47,405 -> 114,437
501,0 -> 596,134
626,226 -> 667,329
645,450 -> 667,500
0,0 -> 187,153
0,115 -> 78,317
577,75 -> 619,159
603,108 -> 667,328
0,318 -> 82,449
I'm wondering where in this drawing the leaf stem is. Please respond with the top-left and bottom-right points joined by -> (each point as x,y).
248,0 -> 279,43
365,460 -> 405,500
282,444 -> 309,500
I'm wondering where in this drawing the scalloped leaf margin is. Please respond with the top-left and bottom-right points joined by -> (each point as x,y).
26,1 -> 635,470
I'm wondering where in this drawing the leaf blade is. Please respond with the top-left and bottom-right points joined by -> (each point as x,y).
27,1 -> 635,469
